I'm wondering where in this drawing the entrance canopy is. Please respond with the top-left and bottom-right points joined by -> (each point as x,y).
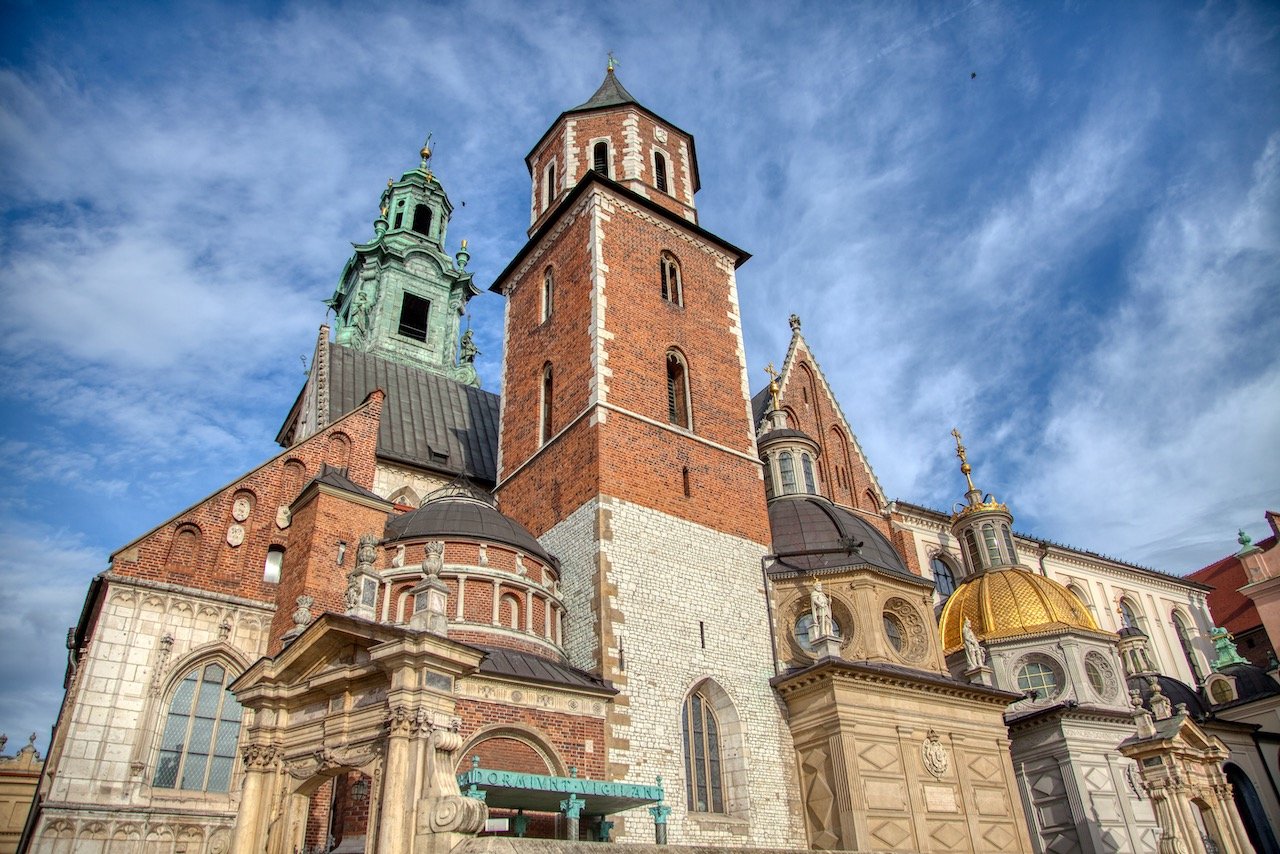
457,763 -> 663,815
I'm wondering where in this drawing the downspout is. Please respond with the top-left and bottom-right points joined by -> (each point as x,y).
761,554 -> 781,676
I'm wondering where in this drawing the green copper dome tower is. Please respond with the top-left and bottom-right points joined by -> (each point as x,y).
327,141 -> 482,385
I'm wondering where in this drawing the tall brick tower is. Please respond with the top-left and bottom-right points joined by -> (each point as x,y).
491,66 -> 803,844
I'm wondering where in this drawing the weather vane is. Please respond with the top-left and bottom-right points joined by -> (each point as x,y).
607,51 -> 618,72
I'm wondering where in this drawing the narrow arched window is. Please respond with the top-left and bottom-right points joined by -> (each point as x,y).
682,690 -> 724,813
153,662 -> 244,792
542,267 -> 554,322
763,460 -> 775,499
544,161 -> 556,209
593,141 -> 609,176
963,528 -> 983,571
411,204 -> 432,236
660,253 -> 683,305
393,199 -> 405,230
931,557 -> 956,598
1001,524 -> 1017,562
263,545 -> 284,584
779,452 -> 796,494
1173,611 -> 1206,682
540,363 -> 553,445
501,594 -> 520,629
1119,598 -> 1140,631
667,351 -> 691,428
654,151 -> 668,193
801,454 -> 816,494
981,523 -> 1001,566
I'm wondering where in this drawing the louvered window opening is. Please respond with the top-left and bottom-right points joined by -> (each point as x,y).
398,293 -> 430,341
667,354 -> 690,427
593,142 -> 609,177
655,152 -> 668,192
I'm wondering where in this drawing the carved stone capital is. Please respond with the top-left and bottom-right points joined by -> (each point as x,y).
388,705 -> 414,737
242,743 -> 282,771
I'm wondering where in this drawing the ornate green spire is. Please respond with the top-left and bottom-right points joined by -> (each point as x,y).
327,142 -> 482,386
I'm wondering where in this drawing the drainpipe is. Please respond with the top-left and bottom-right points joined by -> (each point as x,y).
761,554 -> 781,676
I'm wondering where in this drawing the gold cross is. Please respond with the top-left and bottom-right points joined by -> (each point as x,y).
765,363 -> 781,410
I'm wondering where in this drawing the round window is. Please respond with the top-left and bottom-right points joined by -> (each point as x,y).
1084,652 -> 1115,699
1085,659 -> 1105,695
795,613 -> 842,653
883,612 -> 905,652
1016,660 -> 1061,699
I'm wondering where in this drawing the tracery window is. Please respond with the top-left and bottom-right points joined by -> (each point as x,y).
660,253 -> 683,305
666,351 -> 691,428
682,690 -> 724,813
153,662 -> 243,792
931,557 -> 956,598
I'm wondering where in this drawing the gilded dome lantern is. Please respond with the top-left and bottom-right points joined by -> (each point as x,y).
948,429 -> 1019,574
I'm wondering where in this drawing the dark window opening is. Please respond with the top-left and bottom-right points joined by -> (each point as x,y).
411,204 -> 432,236
398,293 -> 430,341
699,621 -> 706,649
682,466 -> 691,497
393,211 -> 404,229
667,353 -> 690,427
655,152 -> 668,192
593,141 -> 609,176
545,163 -> 556,208
661,253 -> 683,305
541,364 -> 554,445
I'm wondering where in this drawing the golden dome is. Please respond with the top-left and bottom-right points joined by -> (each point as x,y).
938,566 -> 1100,653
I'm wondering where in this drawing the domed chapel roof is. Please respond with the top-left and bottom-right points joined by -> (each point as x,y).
384,491 -> 557,569
938,566 -> 1101,653
768,495 -> 915,580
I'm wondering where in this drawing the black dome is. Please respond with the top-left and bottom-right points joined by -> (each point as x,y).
768,495 -> 916,581
1218,663 -> 1280,702
384,495 -> 558,569
1128,674 -> 1208,719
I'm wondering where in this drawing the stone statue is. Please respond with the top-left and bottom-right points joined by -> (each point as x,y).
351,288 -> 373,339
344,574 -> 360,611
459,329 -> 479,364
810,582 -> 834,640
962,617 -> 987,669
789,313 -> 802,332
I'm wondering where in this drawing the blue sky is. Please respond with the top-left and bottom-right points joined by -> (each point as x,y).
1,0 -> 1277,745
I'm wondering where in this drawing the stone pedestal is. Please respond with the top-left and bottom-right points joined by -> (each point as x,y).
964,664 -> 993,687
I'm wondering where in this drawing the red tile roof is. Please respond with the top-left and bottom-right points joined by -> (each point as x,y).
1188,534 -> 1278,635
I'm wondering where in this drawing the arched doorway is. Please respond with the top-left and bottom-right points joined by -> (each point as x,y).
1225,763 -> 1280,854
457,728 -> 565,839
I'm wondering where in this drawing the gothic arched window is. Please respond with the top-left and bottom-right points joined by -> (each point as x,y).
411,204 -> 432,236
593,141 -> 609,177
660,252 -> 683,305
542,267 -> 554,323
1173,611 -> 1206,683
654,151 -> 668,193
540,363 -> 554,445
682,689 -> 724,813
931,557 -> 956,598
666,351 -> 691,428
153,662 -> 244,793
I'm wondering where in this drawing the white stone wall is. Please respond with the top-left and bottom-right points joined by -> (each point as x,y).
30,578 -> 272,854
372,460 -> 450,507
541,496 -> 805,847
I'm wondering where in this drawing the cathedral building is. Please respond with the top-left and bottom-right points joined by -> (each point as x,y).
21,67 -> 1268,854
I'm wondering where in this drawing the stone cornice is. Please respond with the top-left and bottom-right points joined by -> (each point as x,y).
101,574 -> 276,614
772,659 -> 1019,707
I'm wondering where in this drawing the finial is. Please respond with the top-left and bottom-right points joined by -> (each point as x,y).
789,313 -> 801,332
387,178 -> 394,188
951,428 -> 978,495
607,52 -> 617,72
764,362 -> 781,411
1237,528 -> 1260,556
461,239 -> 467,249
455,239 -> 470,271
420,133 -> 433,166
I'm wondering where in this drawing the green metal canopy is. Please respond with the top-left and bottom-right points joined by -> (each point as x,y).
457,765 -> 664,816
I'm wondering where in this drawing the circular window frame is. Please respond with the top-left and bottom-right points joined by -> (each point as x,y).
1014,653 -> 1064,701
785,588 -> 855,661
881,596 -> 929,663
1083,651 -> 1117,701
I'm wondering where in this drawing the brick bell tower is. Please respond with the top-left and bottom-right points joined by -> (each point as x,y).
491,64 -> 803,844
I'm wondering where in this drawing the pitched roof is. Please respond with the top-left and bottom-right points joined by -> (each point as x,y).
307,464 -> 386,502
475,645 -> 614,694
570,68 -> 638,112
1187,534 -> 1277,636
326,343 -> 500,485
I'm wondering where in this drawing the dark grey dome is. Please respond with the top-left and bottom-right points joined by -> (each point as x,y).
1218,663 -> 1280,702
385,495 -> 557,569
758,427 -> 817,444
1128,674 -> 1208,719
768,495 -> 916,581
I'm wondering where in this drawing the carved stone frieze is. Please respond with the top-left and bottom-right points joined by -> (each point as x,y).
241,744 -> 282,771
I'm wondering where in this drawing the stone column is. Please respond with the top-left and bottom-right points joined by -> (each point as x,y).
1216,784 -> 1252,854
649,802 -> 671,844
230,744 -> 281,854
378,706 -> 415,852
560,793 -> 585,841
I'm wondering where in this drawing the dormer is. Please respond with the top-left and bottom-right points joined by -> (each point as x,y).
524,64 -> 701,233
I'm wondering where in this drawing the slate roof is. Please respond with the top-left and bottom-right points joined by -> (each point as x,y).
750,385 -> 772,427
326,343 -> 500,485
475,645 -> 614,694
570,68 -> 639,112
767,495 -> 925,584
384,495 -> 557,568
306,464 -> 387,503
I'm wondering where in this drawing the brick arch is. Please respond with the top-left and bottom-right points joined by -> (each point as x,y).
282,458 -> 307,497
167,523 -> 202,567
457,725 -> 567,776
325,431 -> 352,469
827,425 -> 854,506
796,360 -> 818,407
